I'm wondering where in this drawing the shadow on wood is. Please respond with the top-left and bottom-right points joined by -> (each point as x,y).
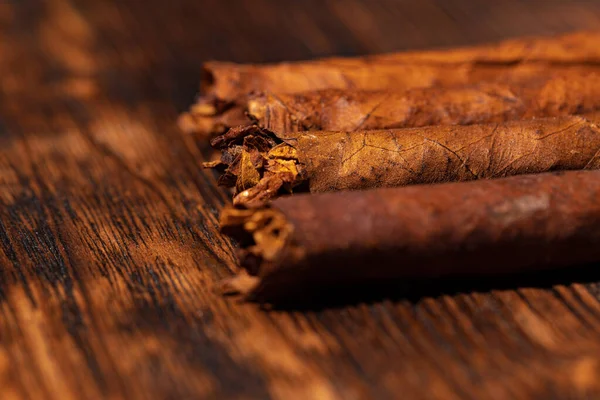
255,263 -> 600,311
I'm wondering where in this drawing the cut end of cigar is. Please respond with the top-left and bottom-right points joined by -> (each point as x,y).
234,174 -> 287,208
208,125 -> 307,206
177,112 -> 201,135
179,83 -> 250,137
220,205 -> 293,278
178,97 -> 228,136
179,114 -> 228,136
246,92 -> 269,123
202,160 -> 225,168
191,102 -> 218,117
180,108 -> 250,137
200,62 -> 246,104
220,270 -> 261,296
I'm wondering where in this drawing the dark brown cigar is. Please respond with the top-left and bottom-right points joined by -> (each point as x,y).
220,170 -> 600,303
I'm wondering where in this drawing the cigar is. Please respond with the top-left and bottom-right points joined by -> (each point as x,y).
220,72 -> 600,134
220,170 -> 600,303
210,113 -> 600,206
179,31 -> 600,136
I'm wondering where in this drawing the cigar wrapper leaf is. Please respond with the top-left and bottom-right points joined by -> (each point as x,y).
220,170 -> 600,303
210,113 -> 600,207
180,31 -> 600,137
245,73 -> 600,133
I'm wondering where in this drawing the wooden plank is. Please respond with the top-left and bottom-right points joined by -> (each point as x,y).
3,0 -> 600,398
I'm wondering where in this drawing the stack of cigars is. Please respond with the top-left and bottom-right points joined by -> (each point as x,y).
180,31 -> 600,303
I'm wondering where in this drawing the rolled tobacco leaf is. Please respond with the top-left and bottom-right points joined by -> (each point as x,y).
179,31 -> 600,136
245,73 -> 600,133
210,113 -> 600,207
220,170 -> 600,303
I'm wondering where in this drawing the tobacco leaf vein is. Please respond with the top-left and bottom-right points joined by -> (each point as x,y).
420,136 -> 478,178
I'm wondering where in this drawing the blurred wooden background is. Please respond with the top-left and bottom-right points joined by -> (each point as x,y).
2,0 -> 600,399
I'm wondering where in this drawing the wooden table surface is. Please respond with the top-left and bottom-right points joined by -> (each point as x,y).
4,0 -> 600,399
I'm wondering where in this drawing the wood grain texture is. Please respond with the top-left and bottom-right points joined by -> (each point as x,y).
4,0 -> 600,399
